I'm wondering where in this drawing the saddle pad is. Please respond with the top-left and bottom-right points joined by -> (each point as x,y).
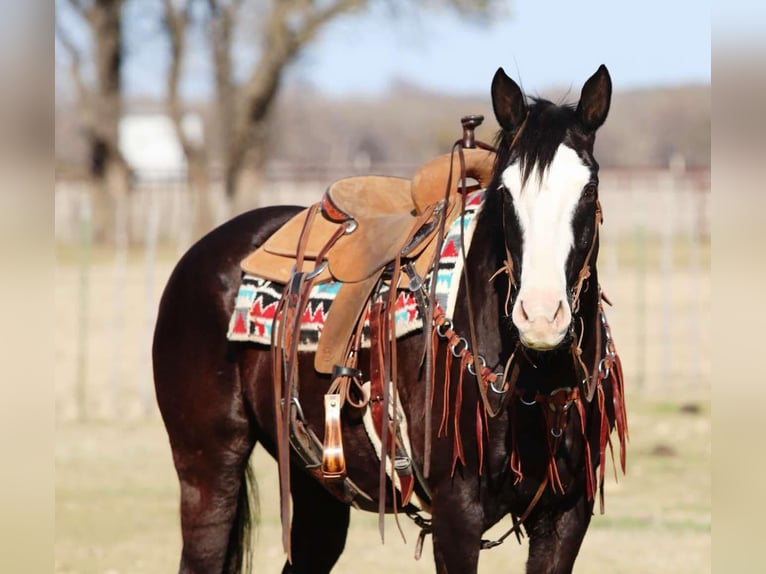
227,189 -> 486,350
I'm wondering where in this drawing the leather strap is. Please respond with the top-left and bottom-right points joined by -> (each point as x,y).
455,117 -> 528,422
369,300 -> 416,539
270,203 -> 356,560
480,475 -> 549,549
570,200 -> 603,316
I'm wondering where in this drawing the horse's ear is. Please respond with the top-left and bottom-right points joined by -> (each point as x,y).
577,64 -> 612,132
491,67 -> 527,132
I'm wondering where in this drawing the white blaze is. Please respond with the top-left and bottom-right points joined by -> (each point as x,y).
502,144 -> 591,348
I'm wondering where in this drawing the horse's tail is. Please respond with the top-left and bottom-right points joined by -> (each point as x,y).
226,463 -> 260,574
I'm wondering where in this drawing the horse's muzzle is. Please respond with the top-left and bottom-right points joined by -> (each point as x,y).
512,291 -> 572,350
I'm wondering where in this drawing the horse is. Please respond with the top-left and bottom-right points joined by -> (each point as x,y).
153,64 -> 627,574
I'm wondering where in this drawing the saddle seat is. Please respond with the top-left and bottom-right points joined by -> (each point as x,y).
240,147 -> 495,373
251,175 -> 424,285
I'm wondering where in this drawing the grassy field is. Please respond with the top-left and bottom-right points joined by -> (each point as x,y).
54,230 -> 710,572
55,394 -> 710,573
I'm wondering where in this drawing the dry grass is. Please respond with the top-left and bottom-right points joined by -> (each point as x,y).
55,395 -> 709,573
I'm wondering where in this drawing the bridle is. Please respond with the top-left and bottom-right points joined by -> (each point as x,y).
460,127 -> 608,415
409,121 -> 626,551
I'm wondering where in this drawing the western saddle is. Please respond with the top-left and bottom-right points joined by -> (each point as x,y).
242,117 -> 497,543
243,118 -> 495,372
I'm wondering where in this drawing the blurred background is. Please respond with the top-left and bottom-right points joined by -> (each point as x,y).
54,0 -> 710,572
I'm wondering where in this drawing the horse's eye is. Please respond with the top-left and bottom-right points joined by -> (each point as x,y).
582,183 -> 598,200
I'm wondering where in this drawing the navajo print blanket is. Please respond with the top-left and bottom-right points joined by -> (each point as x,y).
227,190 -> 485,350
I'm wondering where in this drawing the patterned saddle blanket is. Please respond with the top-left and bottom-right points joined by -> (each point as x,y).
227,189 -> 486,351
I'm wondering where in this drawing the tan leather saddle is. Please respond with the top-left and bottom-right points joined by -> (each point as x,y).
241,145 -> 495,373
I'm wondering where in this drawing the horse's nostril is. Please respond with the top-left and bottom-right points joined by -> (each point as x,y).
520,301 -> 529,322
552,301 -> 564,324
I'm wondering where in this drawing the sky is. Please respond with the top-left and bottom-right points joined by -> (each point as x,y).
289,0 -> 711,97
59,0 -> 712,101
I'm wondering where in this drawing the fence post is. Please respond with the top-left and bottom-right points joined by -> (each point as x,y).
687,181 -> 704,387
76,188 -> 92,421
633,177 -> 647,391
660,171 -> 674,390
176,176 -> 192,257
141,186 -> 161,417
110,193 -> 128,419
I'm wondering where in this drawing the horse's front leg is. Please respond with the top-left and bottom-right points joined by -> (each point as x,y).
524,489 -> 594,574
430,477 -> 484,574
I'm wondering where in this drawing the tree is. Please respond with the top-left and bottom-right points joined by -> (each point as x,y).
163,0 -> 502,239
56,0 -> 130,243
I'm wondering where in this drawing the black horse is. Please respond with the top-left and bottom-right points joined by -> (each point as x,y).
153,64 -> 627,574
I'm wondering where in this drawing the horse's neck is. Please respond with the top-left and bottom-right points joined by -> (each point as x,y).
455,214 -> 509,371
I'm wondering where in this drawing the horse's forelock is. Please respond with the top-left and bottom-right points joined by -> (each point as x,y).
495,98 -> 592,189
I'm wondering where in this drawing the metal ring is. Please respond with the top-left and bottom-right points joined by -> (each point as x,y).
466,354 -> 487,376
283,397 -> 306,423
490,377 -> 507,394
436,319 -> 454,338
450,337 -> 468,358
551,427 -> 563,438
305,260 -> 328,280
598,358 -> 611,380
519,395 -> 537,406
344,219 -> 358,234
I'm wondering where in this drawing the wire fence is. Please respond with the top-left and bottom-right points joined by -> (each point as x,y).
54,166 -> 710,421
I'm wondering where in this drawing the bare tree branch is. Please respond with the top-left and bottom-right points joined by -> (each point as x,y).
216,0 -> 365,194
162,0 -> 201,159
164,0 -> 215,238
64,0 -> 94,22
422,0 -> 504,21
58,0 -> 130,242
252,0 -> 366,117
290,0 -> 366,50
205,0 -> 246,194
57,0 -> 97,104
55,17 -> 90,106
